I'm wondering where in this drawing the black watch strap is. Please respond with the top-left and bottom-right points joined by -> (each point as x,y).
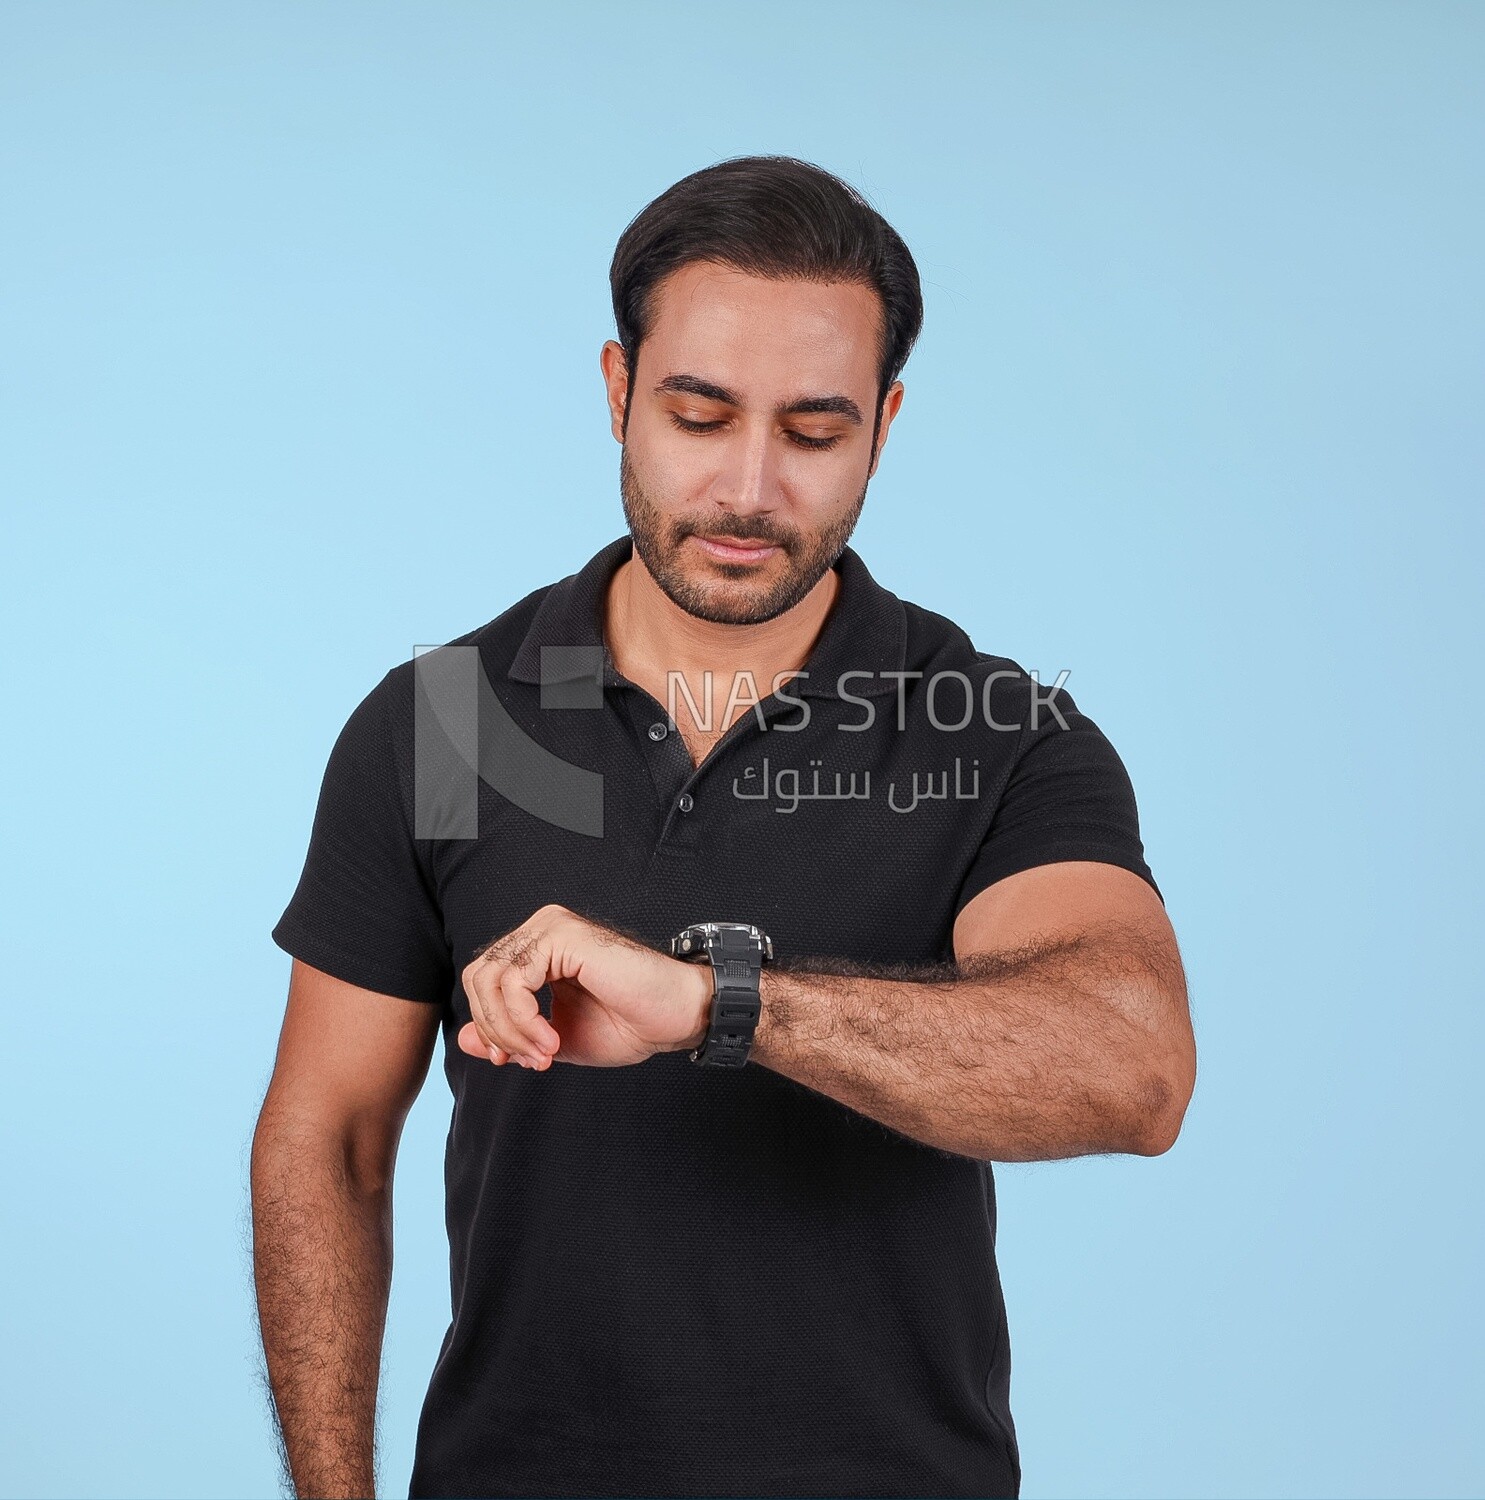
669,922 -> 774,1067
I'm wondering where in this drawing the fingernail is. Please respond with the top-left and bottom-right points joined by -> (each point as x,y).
487,1046 -> 502,1063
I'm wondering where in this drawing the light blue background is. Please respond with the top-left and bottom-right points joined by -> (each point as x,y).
2,3 -> 1480,1497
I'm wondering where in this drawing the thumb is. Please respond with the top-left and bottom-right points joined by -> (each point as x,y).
457,1020 -> 507,1064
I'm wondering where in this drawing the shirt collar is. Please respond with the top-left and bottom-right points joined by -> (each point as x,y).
506,534 -> 907,699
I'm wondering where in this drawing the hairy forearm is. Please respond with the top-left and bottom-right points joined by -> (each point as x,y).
748,926 -> 1188,1162
250,1120 -> 392,1499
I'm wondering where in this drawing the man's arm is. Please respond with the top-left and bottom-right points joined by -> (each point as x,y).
747,861 -> 1195,1162
250,959 -> 441,1499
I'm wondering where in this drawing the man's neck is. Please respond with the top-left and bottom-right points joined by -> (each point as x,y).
604,551 -> 840,737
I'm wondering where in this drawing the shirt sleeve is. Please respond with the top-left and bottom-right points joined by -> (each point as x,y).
951,674 -> 1162,919
271,668 -> 454,1005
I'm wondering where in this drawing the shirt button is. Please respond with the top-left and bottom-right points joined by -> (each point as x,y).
647,721 -> 669,741
677,793 -> 694,812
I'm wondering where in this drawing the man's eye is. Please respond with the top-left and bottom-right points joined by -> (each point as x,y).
669,413 -> 724,434
787,432 -> 842,452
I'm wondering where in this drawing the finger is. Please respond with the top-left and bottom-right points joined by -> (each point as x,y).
460,958 -> 501,1054
499,966 -> 560,1065
496,930 -> 564,1058
509,928 -> 567,1055
466,968 -> 530,1061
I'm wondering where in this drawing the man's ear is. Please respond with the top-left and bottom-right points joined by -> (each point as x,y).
867,381 -> 906,479
600,340 -> 631,444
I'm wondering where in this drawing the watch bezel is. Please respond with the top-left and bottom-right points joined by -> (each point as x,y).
669,921 -> 774,962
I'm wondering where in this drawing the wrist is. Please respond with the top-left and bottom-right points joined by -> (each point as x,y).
676,959 -> 714,1052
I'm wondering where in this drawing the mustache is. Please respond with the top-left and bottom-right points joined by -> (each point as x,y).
676,519 -> 794,548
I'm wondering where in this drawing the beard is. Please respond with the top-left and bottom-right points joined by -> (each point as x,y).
618,447 -> 868,626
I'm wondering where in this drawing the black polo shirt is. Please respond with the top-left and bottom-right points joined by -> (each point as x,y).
271,534 -> 1160,1499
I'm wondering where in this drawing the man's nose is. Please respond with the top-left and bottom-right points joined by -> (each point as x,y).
713,425 -> 780,517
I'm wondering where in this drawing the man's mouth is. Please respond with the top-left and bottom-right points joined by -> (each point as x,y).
691,534 -> 781,563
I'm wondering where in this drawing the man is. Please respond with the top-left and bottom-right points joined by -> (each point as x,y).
252,154 -> 1195,1500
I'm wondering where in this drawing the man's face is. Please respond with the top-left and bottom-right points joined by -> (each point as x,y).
603,260 -> 904,626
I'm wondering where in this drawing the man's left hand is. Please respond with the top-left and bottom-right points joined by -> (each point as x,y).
455,904 -> 713,1070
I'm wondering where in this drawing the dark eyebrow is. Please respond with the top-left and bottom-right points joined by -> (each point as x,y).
653,373 -> 864,427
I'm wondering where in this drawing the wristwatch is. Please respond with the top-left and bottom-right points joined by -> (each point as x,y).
669,921 -> 775,1067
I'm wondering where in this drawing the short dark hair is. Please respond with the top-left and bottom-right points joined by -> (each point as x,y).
609,154 -> 924,454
